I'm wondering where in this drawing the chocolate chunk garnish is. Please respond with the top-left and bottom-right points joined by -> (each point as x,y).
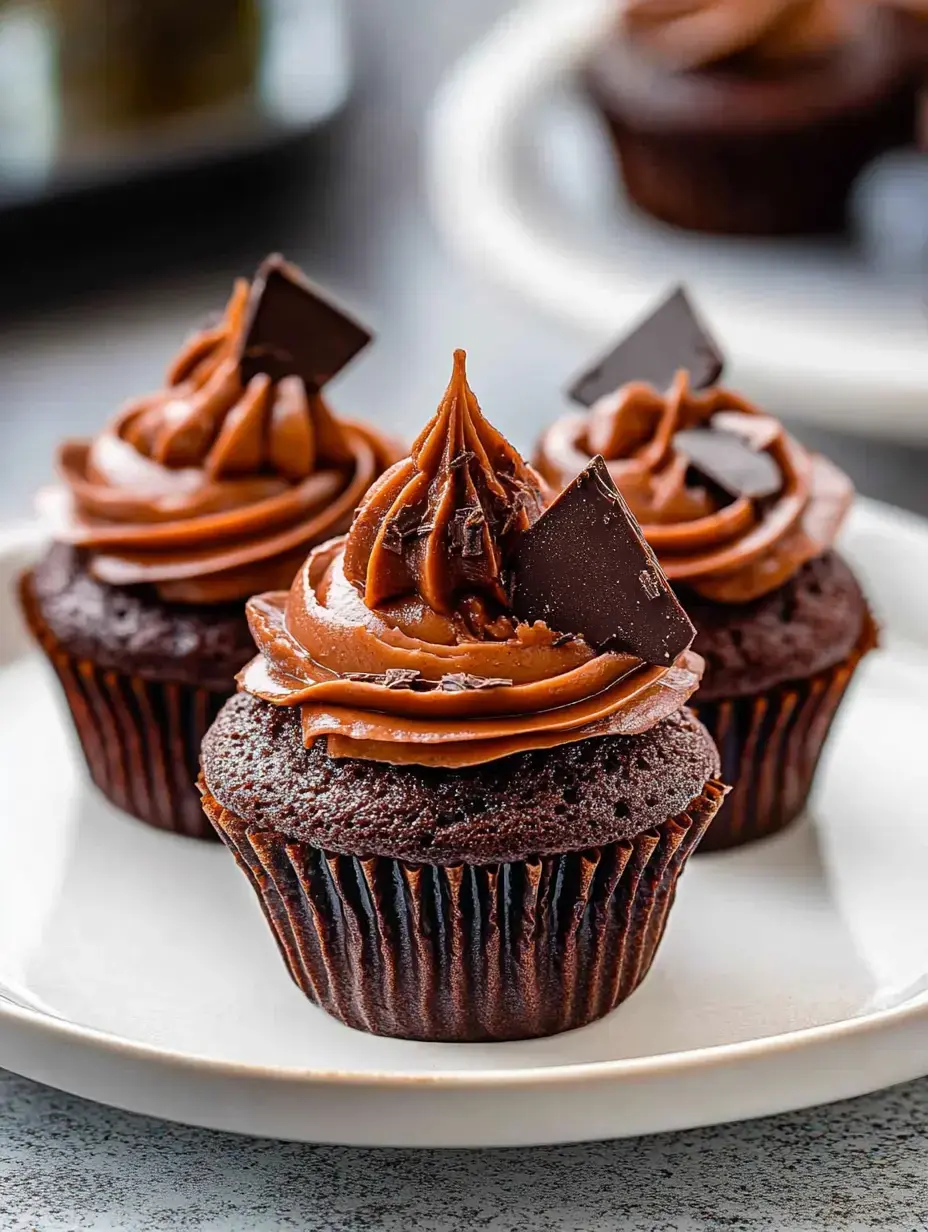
239,254 -> 372,392
440,673 -> 513,692
551,632 -> 576,647
675,427 -> 781,500
567,286 -> 724,407
449,451 -> 476,471
510,456 -> 695,665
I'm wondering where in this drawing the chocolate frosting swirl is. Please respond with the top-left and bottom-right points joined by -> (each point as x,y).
622,0 -> 859,68
535,372 -> 853,604
345,348 -> 547,620
238,352 -> 703,768
41,278 -> 396,604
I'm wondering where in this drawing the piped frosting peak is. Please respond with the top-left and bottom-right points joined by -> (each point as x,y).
344,350 -> 546,617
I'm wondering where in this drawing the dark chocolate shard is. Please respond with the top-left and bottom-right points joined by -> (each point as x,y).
675,426 -> 781,500
567,286 -> 724,407
239,254 -> 372,392
510,456 -> 695,665
440,673 -> 513,692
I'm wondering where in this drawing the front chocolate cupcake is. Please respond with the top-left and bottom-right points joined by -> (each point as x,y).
20,255 -> 398,838
536,289 -> 877,851
200,350 -> 725,1042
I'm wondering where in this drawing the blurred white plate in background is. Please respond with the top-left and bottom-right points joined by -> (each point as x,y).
427,0 -> 928,442
0,504 -> 928,1146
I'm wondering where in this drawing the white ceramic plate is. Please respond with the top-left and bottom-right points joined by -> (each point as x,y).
1,506 -> 927,1148
426,0 -> 928,442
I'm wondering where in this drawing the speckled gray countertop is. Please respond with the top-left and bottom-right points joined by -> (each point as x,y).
1,1068 -> 926,1231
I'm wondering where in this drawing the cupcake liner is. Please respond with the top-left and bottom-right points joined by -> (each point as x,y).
691,616 -> 877,853
588,65 -> 916,236
21,572 -> 228,840
200,779 -> 726,1042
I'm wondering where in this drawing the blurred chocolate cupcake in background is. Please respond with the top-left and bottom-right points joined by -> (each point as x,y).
200,350 -> 725,1041
536,289 -> 877,851
585,0 -> 919,235
20,255 -> 398,839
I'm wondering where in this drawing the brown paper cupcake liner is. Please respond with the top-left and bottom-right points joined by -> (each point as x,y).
21,572 -> 229,840
200,778 -> 726,1042
691,616 -> 877,853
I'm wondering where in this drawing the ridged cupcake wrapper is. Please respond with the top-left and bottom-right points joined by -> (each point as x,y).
21,573 -> 228,840
201,779 -> 726,1042
691,617 -> 877,853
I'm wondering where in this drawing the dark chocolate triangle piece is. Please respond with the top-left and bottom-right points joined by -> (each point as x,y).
568,286 -> 724,407
675,427 -> 781,500
239,254 -> 373,392
510,457 -> 694,665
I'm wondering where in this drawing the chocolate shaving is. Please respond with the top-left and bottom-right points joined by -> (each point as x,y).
450,506 -> 487,558
551,632 -> 576,647
344,668 -> 423,690
500,486 -> 532,537
382,506 -> 425,555
239,254 -> 373,392
439,673 -> 513,692
510,456 -> 695,665
567,286 -> 724,407
675,426 -> 782,501
449,450 -> 476,471
383,668 -> 422,689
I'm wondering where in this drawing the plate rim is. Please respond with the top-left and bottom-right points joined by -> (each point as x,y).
1,502 -> 928,1097
424,0 -> 928,443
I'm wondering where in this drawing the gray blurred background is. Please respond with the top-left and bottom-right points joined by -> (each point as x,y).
0,0 -> 926,522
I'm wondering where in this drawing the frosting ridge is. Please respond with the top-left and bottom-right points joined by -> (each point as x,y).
535,371 -> 853,603
43,274 -> 395,604
238,352 -> 703,768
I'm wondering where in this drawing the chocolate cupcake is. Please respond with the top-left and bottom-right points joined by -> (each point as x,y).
21,255 -> 397,839
586,0 -> 918,235
536,289 -> 877,851
200,350 -> 725,1041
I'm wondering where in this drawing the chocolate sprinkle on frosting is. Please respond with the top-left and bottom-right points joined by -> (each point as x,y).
344,668 -> 424,689
439,673 -> 514,692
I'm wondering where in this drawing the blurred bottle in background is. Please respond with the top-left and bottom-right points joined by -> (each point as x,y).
0,0 -> 350,209
54,0 -> 262,139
